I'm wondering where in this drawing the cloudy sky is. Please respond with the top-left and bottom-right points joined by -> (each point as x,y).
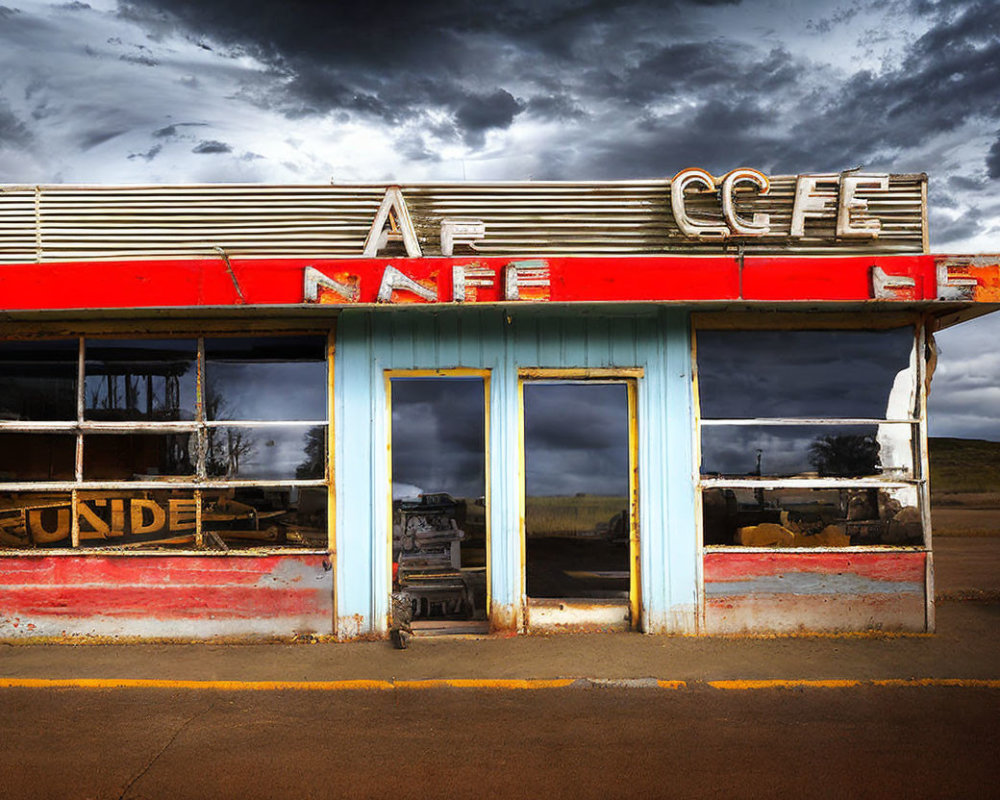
0,0 -> 997,443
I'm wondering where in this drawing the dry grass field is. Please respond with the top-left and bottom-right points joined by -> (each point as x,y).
525,495 -> 626,536
929,438 -> 1000,537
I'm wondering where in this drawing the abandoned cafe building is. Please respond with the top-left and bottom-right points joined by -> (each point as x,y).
0,170 -> 997,641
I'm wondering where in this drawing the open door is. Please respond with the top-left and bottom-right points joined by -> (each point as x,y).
388,373 -> 489,635
521,377 -> 639,631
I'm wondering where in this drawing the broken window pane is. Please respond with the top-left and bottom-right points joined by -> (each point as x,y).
523,382 -> 630,599
390,378 -> 487,625
697,328 -> 916,419
0,434 -> 76,481
205,424 -> 324,480
83,433 -> 196,480
201,486 -> 326,549
0,492 -> 73,549
701,424 -> 917,478
702,486 -> 922,547
203,336 -> 327,421
0,340 -> 78,421
85,339 -> 197,421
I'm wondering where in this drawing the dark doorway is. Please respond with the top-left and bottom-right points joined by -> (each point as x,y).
523,381 -> 631,600
390,376 -> 487,630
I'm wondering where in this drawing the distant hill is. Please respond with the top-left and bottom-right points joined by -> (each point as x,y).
929,438 -> 1000,494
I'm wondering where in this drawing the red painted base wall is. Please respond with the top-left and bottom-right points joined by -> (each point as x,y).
703,551 -> 929,634
0,554 -> 334,640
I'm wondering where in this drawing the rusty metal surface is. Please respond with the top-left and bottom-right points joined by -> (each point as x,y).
0,553 -> 334,639
702,551 -> 928,634
0,176 -> 926,263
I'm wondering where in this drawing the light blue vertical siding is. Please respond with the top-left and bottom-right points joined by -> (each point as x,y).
334,306 -> 698,637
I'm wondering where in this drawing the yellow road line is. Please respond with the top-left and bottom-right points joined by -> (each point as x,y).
395,678 -> 576,690
0,677 -> 996,691
708,678 -> 1000,690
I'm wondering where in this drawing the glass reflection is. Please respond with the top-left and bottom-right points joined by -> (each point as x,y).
701,424 -> 916,478
0,492 -> 74,549
391,378 -> 485,500
205,425 -> 325,480
0,340 -> 78,421
0,434 -> 76,481
85,339 -> 197,421
702,486 -> 923,547
523,383 -> 630,599
204,336 -> 326,421
697,328 -> 915,419
390,378 -> 488,623
201,487 -> 326,548
83,434 -> 195,479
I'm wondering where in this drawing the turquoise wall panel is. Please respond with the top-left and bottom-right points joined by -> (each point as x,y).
334,306 -> 698,637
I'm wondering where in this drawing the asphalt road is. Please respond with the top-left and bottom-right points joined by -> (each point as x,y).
1,685 -> 997,800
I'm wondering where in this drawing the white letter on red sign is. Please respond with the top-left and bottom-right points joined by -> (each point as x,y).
377,265 -> 437,303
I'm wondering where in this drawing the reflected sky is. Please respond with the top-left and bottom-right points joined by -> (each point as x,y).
700,424 -> 894,477
206,424 -> 323,480
204,336 -> 326,421
391,378 -> 485,500
697,329 -> 915,419
524,382 -> 628,497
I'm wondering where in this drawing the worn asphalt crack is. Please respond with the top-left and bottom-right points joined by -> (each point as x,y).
117,701 -> 217,800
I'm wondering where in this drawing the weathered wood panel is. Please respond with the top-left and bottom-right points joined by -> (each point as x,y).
703,551 -> 927,634
0,554 -> 333,639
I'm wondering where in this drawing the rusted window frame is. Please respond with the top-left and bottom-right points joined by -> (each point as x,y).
692,313 -> 929,553
0,328 -> 332,554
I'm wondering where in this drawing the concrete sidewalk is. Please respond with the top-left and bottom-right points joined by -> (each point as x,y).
1,600 -> 997,685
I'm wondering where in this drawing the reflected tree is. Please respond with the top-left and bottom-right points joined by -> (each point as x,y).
204,391 -> 256,478
295,425 -> 326,479
809,434 -> 880,477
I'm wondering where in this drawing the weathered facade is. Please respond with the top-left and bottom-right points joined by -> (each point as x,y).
0,171 -> 996,640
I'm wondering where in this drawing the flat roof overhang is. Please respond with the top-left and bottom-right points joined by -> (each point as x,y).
0,254 -> 996,329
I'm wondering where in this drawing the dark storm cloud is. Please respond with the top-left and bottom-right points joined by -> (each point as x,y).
116,0 -> 760,162
128,143 -> 162,161
454,89 -> 524,146
783,1 -> 1000,171
391,378 -> 486,498
524,384 -> 629,496
80,127 -> 128,150
114,0 -> 999,179
192,139 -> 232,154
928,205 -> 986,244
153,122 -> 207,138
0,101 -> 30,147
987,132 -> 1000,179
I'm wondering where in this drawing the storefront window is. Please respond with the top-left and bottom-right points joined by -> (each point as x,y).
0,340 -> 78,421
85,339 -> 197,421
697,325 -> 924,548
0,333 -> 329,551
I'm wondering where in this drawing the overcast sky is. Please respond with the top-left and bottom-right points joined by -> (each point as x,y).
0,0 -> 997,445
